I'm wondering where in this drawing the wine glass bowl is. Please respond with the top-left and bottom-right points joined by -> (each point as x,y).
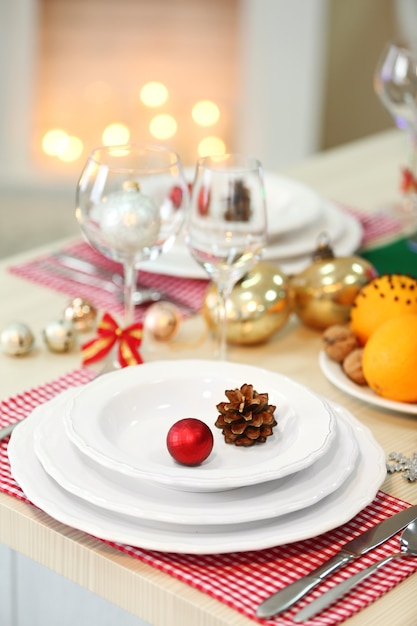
374,42 -> 417,221
186,153 -> 267,359
76,143 -> 188,325
374,43 -> 417,134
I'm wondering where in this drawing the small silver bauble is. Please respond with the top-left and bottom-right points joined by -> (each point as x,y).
0,322 -> 35,356
64,297 -> 97,332
42,320 -> 76,353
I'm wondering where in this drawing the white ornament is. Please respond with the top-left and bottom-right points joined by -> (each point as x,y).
98,184 -> 161,255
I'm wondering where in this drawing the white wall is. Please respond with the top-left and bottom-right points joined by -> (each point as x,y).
0,0 -> 38,185
236,0 -> 329,170
0,0 -> 330,186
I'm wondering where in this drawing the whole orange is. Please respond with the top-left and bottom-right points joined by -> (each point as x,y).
362,313 -> 417,403
350,274 -> 417,344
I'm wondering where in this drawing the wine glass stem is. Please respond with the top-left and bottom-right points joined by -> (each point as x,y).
216,287 -> 231,360
123,261 -> 138,327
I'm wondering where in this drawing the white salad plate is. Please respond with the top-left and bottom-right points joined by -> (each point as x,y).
319,351 -> 417,415
183,169 -> 324,239
264,203 -> 362,260
63,360 -> 336,492
8,402 -> 386,554
270,210 -> 363,276
34,389 -> 358,525
256,172 -> 323,237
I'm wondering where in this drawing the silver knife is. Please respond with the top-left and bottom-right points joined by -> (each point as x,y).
48,252 -> 197,312
256,504 -> 417,618
0,421 -> 21,440
36,260 -> 121,294
51,252 -> 124,287
293,516 -> 417,622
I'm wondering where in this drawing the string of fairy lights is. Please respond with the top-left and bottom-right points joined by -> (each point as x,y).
41,80 -> 226,164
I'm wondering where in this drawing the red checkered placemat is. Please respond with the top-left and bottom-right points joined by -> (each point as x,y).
1,369 -> 416,625
7,208 -> 403,325
342,206 -> 403,248
8,240 -> 208,322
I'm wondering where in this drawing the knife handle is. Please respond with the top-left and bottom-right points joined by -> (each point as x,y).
0,421 -> 22,441
293,554 -> 396,622
256,552 -> 354,618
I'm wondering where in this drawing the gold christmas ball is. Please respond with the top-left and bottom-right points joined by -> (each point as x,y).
0,322 -> 35,356
202,262 -> 292,345
64,297 -> 97,332
42,320 -> 77,353
291,239 -> 377,330
144,302 -> 182,341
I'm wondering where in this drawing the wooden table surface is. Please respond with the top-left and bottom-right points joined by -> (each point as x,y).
0,129 -> 416,626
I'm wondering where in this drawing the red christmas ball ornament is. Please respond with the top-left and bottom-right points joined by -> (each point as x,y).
169,185 -> 183,208
166,418 -> 214,466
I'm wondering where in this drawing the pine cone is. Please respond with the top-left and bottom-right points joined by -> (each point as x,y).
215,383 -> 277,446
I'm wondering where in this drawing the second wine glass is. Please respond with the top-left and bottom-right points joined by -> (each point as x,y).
186,154 -> 267,359
374,42 -> 417,222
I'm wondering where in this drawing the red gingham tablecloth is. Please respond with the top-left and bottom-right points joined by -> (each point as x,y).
0,369 -> 416,625
8,240 -> 208,322
7,208 -> 403,326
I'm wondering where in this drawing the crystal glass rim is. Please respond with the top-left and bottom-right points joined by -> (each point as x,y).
196,153 -> 263,173
377,41 -> 417,63
87,142 -> 183,173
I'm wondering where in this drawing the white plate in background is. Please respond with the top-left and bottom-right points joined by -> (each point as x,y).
319,351 -> 417,415
142,202 -> 363,278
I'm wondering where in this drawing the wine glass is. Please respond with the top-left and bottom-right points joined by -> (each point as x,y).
76,143 -> 188,326
374,42 -> 417,227
186,153 -> 267,359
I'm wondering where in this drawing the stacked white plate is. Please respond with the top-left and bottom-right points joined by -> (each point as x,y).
8,360 -> 386,554
142,172 -> 364,278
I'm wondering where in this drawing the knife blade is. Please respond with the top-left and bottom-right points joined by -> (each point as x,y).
51,252 -> 124,287
36,260 -> 121,294
256,504 -> 417,618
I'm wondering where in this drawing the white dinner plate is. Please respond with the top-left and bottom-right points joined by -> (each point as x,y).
8,401 -> 385,554
63,360 -> 335,492
319,351 -> 417,415
142,203 -> 362,279
34,389 -> 358,525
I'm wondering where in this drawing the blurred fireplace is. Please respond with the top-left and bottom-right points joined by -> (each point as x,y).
32,0 -> 239,178
0,1 -> 330,188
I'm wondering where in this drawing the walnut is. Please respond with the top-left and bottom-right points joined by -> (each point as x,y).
322,324 -> 358,363
343,348 -> 367,385
215,383 -> 277,446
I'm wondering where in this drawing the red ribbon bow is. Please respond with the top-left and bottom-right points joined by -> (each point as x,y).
82,312 -> 143,368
